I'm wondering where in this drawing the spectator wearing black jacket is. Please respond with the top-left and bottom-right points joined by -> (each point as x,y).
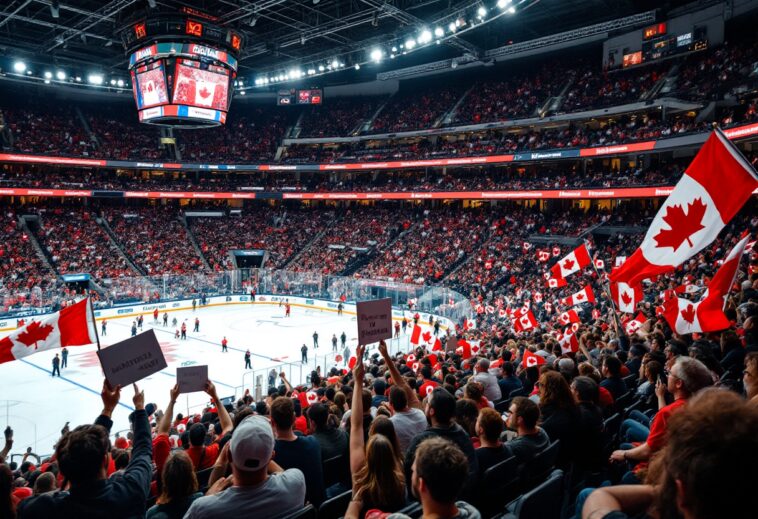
404,387 -> 478,500
600,356 -> 627,401
18,381 -> 152,519
570,376 -> 604,474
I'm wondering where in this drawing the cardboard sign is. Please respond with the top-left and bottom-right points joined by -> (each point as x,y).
446,335 -> 459,353
97,330 -> 167,387
356,298 -> 392,344
177,365 -> 208,393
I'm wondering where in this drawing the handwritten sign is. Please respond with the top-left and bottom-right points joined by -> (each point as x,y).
356,298 -> 392,344
97,330 -> 167,387
177,365 -> 208,393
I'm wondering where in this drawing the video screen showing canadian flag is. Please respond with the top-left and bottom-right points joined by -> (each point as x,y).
135,66 -> 169,109
172,62 -> 230,112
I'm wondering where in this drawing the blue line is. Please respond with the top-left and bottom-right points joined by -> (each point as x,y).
19,359 -> 135,411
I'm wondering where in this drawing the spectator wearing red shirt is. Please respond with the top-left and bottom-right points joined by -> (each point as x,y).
609,357 -> 712,483
417,365 -> 440,399
185,382 -> 233,471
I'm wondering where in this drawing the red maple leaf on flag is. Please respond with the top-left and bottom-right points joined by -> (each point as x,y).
199,86 -> 211,99
576,293 -> 584,301
680,304 -> 696,324
563,258 -> 575,270
16,321 -> 55,350
621,291 -> 633,306
653,198 -> 707,251
422,331 -> 432,343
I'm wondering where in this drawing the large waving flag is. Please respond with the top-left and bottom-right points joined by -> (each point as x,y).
0,298 -> 97,365
611,130 -> 758,286
551,243 -> 592,280
661,233 -> 750,334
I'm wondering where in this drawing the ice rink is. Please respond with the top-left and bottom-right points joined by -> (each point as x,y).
0,302 -> 416,458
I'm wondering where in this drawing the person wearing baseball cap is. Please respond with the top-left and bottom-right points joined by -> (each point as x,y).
184,415 -> 306,518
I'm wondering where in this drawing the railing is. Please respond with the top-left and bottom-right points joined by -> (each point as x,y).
1,268 -> 473,324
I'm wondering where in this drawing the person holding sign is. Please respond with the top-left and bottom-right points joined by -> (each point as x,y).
17,381 -> 153,518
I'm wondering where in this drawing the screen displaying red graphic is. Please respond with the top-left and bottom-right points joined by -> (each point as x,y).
172,63 -> 230,112
135,66 -> 169,109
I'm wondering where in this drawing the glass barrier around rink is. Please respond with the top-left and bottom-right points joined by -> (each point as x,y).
0,269 -> 474,325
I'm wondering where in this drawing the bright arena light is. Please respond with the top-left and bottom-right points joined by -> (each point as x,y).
434,27 -> 444,38
44,71 -> 52,79
418,29 -> 432,44
88,74 -> 104,85
507,6 -> 516,13
331,59 -> 339,69
370,48 -> 383,62
318,64 -> 325,72
448,22 -> 457,32
354,63 -> 360,70
56,70 -> 66,80
497,0 -> 512,7
477,6 -> 487,18
405,38 -> 416,50
13,61 -> 26,73
117,79 -> 124,87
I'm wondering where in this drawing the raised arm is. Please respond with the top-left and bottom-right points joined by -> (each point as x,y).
279,372 -> 293,394
205,381 -> 233,437
378,340 -> 421,410
0,426 -> 12,464
158,384 -> 180,436
349,344 -> 367,477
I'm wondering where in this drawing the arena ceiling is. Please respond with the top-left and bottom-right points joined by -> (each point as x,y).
0,0 -> 705,84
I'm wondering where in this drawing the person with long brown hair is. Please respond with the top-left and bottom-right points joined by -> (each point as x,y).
538,370 -> 580,466
367,416 -> 403,465
347,343 -> 406,517
146,450 -> 202,519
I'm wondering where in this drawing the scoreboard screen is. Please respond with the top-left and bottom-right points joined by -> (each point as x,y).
298,89 -> 322,105
278,89 -> 323,106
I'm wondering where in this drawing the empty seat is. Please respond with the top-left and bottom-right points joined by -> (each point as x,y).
282,504 -> 317,519
519,440 -> 561,492
318,489 -> 352,519
500,469 -> 565,519
475,456 -> 520,518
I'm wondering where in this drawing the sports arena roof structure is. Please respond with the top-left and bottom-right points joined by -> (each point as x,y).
0,0 -> 706,84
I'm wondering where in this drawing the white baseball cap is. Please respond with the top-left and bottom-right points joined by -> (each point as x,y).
230,416 -> 274,472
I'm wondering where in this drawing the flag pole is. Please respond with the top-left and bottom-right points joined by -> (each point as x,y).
589,246 -> 624,332
88,297 -> 101,351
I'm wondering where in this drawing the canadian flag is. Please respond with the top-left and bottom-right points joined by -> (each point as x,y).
624,312 -> 648,335
675,284 -> 703,296
552,246 -> 561,257
594,259 -> 605,270
463,317 -> 476,330
611,130 -> 758,286
546,276 -> 567,289
557,309 -> 580,325
458,339 -> 472,359
522,242 -> 533,252
305,390 -> 319,406
475,304 -> 485,314
537,250 -> 551,262
533,292 -> 543,303
0,298 -> 97,365
561,285 -> 595,307
522,349 -> 546,368
432,337 -> 443,351
498,308 -> 508,319
410,325 -> 422,345
194,79 -> 216,107
514,311 -> 538,332
485,305 -> 495,314
558,327 -> 579,354
611,282 -> 643,314
661,233 -> 750,334
615,256 -> 627,268
551,244 -> 592,280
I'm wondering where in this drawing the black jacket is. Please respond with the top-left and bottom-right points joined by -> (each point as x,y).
18,410 -> 153,519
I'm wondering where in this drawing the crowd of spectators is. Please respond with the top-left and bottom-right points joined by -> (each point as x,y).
189,208 -> 332,271
1,104 -> 93,157
0,210 -> 58,313
104,207 -> 206,276
33,208 -> 137,281
81,106 -> 167,161
290,206 -> 414,275
368,85 -> 465,134
2,214 -> 756,516
298,97 -> 386,138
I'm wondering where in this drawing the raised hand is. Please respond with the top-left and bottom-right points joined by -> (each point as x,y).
133,383 -> 145,410
170,383 -> 180,403
101,380 -> 121,416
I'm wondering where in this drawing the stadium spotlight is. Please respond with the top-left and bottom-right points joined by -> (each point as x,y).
448,22 -> 457,32
370,48 -> 383,62
331,59 -> 339,69
497,0 -> 512,7
418,29 -> 432,44
88,74 -> 104,85
75,76 -> 82,82
405,38 -> 416,50
12,61 -> 26,73
318,64 -> 325,71
44,71 -> 52,79
239,90 -> 246,95
507,6 -> 515,13
434,27 -> 444,38
117,79 -> 124,87
307,68 -> 316,75
56,70 -> 66,80
354,63 -> 360,70
26,70 -> 33,75
477,6 -> 487,18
